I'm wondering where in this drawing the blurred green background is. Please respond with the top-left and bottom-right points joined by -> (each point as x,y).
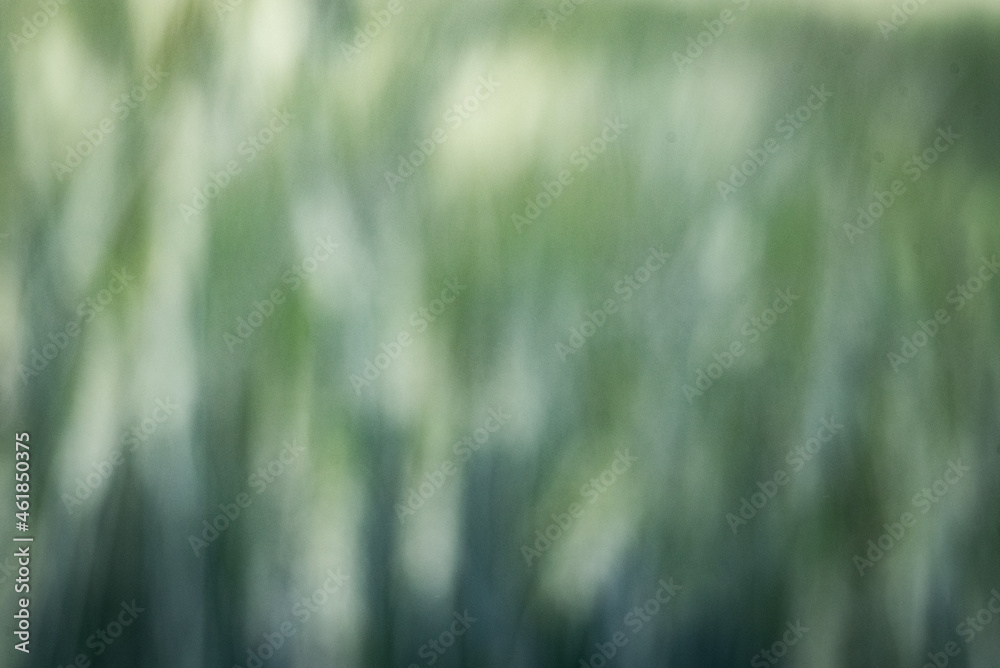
2,0 -> 1000,666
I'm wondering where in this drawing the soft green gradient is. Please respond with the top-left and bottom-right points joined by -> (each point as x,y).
2,1 -> 1000,666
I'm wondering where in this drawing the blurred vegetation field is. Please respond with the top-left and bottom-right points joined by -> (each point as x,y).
2,0 -> 1000,667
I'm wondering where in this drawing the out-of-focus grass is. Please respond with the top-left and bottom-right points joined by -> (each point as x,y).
2,1 -> 1000,666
